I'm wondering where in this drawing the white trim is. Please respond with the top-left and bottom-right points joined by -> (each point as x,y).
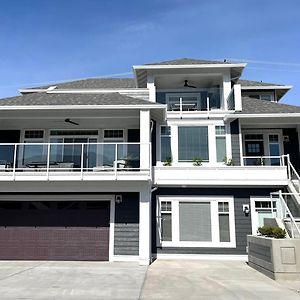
0,104 -> 167,111
112,255 -> 139,262
109,196 -> 115,262
156,196 -> 236,248
250,196 -> 274,235
154,254 -> 248,261
226,113 -> 300,119
241,85 -> 292,90
133,63 -> 247,70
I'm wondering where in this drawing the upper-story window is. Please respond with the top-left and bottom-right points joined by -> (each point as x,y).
215,126 -> 226,162
178,126 -> 209,162
244,92 -> 275,102
160,126 -> 171,162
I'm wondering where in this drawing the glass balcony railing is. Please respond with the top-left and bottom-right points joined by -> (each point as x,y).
0,142 -> 150,173
156,88 -> 222,112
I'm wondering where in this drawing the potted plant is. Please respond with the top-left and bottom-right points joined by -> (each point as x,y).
192,157 -> 203,166
163,157 -> 172,166
223,156 -> 234,166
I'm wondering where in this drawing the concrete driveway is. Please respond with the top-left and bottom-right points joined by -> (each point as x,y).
140,260 -> 300,300
0,261 -> 147,300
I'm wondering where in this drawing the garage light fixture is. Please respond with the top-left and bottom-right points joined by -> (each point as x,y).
115,195 -> 122,204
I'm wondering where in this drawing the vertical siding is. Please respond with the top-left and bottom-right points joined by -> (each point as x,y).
152,188 -> 279,255
230,119 -> 241,166
114,193 -> 139,256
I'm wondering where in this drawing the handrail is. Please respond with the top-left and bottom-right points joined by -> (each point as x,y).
271,191 -> 300,238
286,154 -> 300,193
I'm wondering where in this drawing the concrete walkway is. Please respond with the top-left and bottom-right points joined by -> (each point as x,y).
0,261 -> 147,300
140,260 -> 300,300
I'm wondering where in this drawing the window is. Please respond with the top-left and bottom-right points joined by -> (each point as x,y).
24,130 -> 44,139
269,134 -> 280,165
160,126 -> 171,162
247,93 -> 275,102
160,201 -> 172,241
178,127 -> 209,161
179,202 -> 211,241
218,202 -> 230,242
157,197 -> 235,247
50,130 -> 98,136
104,130 -> 123,139
215,126 -> 226,162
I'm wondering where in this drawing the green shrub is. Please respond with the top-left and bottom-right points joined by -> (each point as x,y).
192,157 -> 203,166
258,226 -> 286,239
163,157 -> 172,166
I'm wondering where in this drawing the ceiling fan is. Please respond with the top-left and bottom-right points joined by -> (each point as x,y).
65,118 -> 79,126
184,80 -> 197,88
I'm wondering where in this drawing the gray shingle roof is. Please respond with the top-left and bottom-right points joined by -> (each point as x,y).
238,79 -> 284,87
145,58 -> 230,65
0,92 -> 157,106
240,97 -> 300,114
30,78 -> 136,90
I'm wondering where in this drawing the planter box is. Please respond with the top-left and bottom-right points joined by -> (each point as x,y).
248,235 -> 300,280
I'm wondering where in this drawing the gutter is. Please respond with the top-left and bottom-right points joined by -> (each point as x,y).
224,113 -> 300,121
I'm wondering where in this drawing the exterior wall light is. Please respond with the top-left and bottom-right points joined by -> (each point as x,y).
115,195 -> 122,204
243,204 -> 250,215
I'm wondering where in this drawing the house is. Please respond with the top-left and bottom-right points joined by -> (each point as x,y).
0,58 -> 299,265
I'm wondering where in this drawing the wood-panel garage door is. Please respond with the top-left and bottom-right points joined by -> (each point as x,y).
0,201 -> 110,261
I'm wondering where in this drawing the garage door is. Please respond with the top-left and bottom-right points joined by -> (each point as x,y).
0,201 -> 110,261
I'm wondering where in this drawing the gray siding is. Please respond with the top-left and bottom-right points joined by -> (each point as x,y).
230,119 -> 241,166
114,193 -> 139,256
152,188 -> 281,255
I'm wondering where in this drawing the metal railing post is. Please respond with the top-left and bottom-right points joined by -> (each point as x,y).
80,143 -> 84,180
114,143 -> 118,179
46,143 -> 50,180
12,144 -> 17,181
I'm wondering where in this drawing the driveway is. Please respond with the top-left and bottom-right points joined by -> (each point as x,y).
140,260 -> 300,300
0,261 -> 147,300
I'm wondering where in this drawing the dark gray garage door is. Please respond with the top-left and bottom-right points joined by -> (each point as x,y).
0,201 -> 110,261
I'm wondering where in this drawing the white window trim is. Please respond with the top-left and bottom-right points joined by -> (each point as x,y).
156,196 -> 236,248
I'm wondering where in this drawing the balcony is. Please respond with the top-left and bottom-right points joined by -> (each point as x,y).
154,155 -> 289,186
0,142 -> 151,181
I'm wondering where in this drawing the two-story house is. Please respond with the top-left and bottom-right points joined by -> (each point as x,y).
0,58 -> 299,265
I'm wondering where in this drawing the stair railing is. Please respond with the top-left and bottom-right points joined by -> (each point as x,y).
285,154 -> 300,193
271,191 -> 300,238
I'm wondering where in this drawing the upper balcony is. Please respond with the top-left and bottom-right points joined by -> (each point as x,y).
0,142 -> 151,181
154,155 -> 288,186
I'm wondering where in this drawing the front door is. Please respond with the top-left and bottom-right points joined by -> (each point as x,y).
245,141 -> 264,165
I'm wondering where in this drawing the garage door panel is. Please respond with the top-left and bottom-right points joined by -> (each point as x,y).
0,200 -> 110,261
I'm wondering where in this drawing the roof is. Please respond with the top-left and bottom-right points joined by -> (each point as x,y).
238,79 -> 284,87
0,92 -> 158,107
144,58 -> 230,65
240,97 -> 300,114
29,78 -> 136,90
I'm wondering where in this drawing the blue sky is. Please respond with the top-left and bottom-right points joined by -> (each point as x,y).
0,0 -> 299,105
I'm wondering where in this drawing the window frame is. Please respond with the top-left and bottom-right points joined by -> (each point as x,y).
159,125 -> 172,162
156,196 -> 236,248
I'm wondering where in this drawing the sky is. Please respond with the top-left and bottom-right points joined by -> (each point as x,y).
0,0 -> 300,105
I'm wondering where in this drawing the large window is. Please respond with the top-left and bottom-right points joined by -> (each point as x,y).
178,126 -> 209,161
157,197 -> 235,247
160,126 -> 172,162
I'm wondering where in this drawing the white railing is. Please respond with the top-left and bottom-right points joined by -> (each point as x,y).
285,154 -> 300,193
242,155 -> 287,166
271,191 -> 300,238
0,142 -> 151,180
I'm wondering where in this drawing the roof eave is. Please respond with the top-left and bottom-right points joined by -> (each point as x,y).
241,85 -> 292,90
133,63 -> 247,70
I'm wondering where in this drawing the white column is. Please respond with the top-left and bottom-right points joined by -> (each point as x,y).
140,110 -> 150,171
233,84 -> 242,111
139,184 -> 151,265
147,73 -> 156,103
223,70 -> 231,110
